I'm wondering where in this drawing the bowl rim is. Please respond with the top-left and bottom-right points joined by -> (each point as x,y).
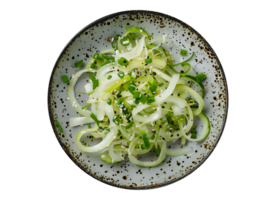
48,10 -> 229,190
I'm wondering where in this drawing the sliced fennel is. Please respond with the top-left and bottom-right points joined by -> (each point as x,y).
67,26 -> 210,167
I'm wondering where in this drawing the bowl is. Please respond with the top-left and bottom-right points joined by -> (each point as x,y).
48,10 -> 228,189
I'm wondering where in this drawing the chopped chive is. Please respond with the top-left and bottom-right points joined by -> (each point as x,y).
125,123 -> 133,129
151,134 -> 155,139
133,92 -> 141,99
196,73 -> 207,82
55,120 -> 63,133
74,60 -> 83,68
81,104 -> 91,110
113,116 -> 121,125
156,147 -> 161,154
117,71 -> 125,79
140,94 -> 147,104
117,98 -> 122,105
130,105 -> 136,109
191,128 -> 197,139
134,99 -> 140,105
61,75 -> 69,83
141,144 -> 146,150
148,35 -> 153,39
158,83 -> 164,87
107,98 -> 112,105
118,57 -> 129,66
120,36 -> 130,46
107,75 -> 112,80
147,96 -> 155,104
89,73 -> 99,89
111,34 -> 121,49
167,116 -> 172,124
92,53 -> 100,59
128,81 -> 136,93
101,54 -> 115,61
188,97 -> 199,108
145,58 -> 152,64
90,112 -> 100,127
191,128 -> 197,134
140,130 -> 150,149
90,63 -> 97,70
180,49 -> 187,56
87,124 -> 91,128
101,60 -> 110,67
169,125 -> 179,129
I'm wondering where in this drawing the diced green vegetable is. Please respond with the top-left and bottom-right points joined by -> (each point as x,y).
62,75 -> 69,83
75,60 -> 83,68
118,57 -> 129,66
55,120 -> 63,133
180,49 -> 187,56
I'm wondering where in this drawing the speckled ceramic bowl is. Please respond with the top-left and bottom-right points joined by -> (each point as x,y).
48,10 -> 228,189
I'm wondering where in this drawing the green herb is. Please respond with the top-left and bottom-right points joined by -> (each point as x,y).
121,37 -> 130,46
156,147 -> 161,154
107,98 -> 112,105
93,53 -> 100,59
191,128 -> 197,139
118,57 -> 129,66
101,54 -> 115,61
145,58 -> 152,64
117,98 -> 122,105
74,60 -> 83,68
180,49 -> 187,56
111,34 -> 120,49
101,60 -> 110,67
158,83 -> 164,87
141,130 -> 150,149
113,116 -> 121,125
147,96 -> 155,104
87,124 -> 91,128
107,75 -> 112,80
128,81 -> 136,93
195,73 -> 207,82
140,94 -> 147,104
90,63 -> 97,70
133,92 -> 141,99
81,104 -> 91,110
169,125 -> 179,130
167,116 -> 172,124
141,144 -> 146,150
55,120 -> 63,133
130,105 -> 136,109
90,112 -> 100,127
117,71 -> 125,79
188,97 -> 199,108
127,32 -> 138,39
89,73 -> 99,89
61,75 -> 69,83
125,123 -> 133,129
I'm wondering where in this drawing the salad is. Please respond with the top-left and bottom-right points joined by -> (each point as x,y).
57,26 -> 210,167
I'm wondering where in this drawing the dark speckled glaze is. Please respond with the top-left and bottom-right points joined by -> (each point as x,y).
48,10 -> 228,189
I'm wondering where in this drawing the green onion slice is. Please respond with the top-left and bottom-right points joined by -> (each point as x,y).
62,75 -> 69,83
55,120 -> 63,133
118,57 -> 129,66
75,60 -> 83,68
